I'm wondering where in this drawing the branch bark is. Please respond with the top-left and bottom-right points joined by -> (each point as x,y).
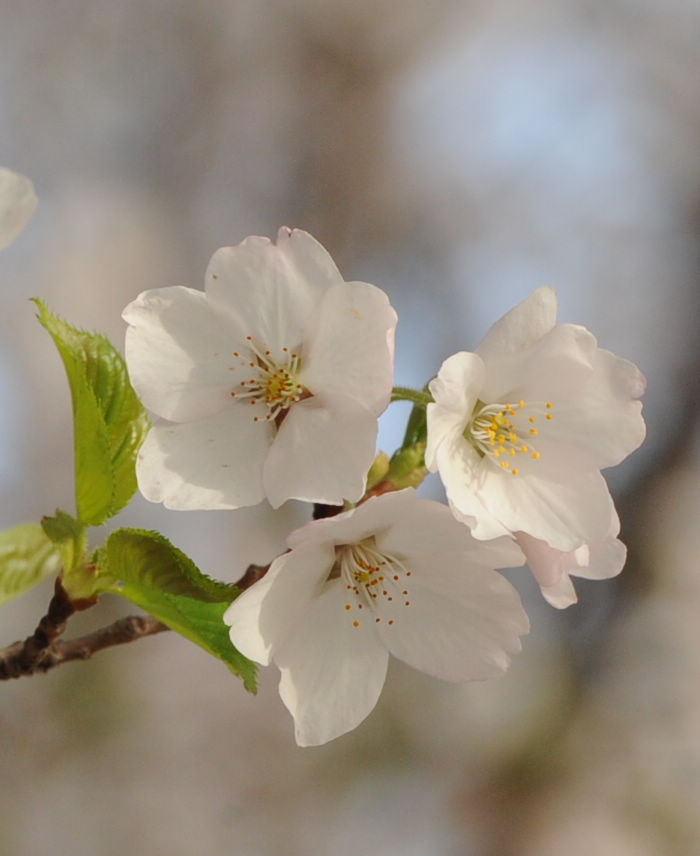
0,579 -> 168,680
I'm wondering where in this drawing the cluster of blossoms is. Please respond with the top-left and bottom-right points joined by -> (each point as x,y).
123,227 -> 646,746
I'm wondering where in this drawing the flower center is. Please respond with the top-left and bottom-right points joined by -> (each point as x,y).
230,336 -> 311,425
335,537 -> 412,629
465,399 -> 553,475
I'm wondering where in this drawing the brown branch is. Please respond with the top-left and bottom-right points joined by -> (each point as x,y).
1,558 -> 273,681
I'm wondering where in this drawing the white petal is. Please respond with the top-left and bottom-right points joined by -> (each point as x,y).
275,581 -> 389,746
123,286 -> 247,422
300,281 -> 397,415
572,536 -> 626,581
434,437 -> 512,541
477,439 -> 616,550
263,395 -> 376,507
136,406 -> 273,509
205,228 -> 342,362
285,488 -> 417,551
425,351 -> 485,471
375,494 -> 524,570
476,286 -> 558,362
224,543 -> 335,665
0,168 -> 37,250
479,323 -> 597,404
546,348 -> 646,468
377,565 -> 528,682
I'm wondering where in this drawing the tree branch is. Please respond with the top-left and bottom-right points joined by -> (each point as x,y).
0,579 -> 168,680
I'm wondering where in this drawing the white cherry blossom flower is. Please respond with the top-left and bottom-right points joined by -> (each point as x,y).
0,168 -> 37,251
123,227 -> 397,510
426,286 -> 645,561
224,490 -> 529,746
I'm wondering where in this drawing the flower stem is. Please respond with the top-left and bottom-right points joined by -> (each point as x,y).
391,386 -> 433,407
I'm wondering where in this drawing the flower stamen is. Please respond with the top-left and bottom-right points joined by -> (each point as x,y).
229,336 -> 311,425
466,400 -> 554,475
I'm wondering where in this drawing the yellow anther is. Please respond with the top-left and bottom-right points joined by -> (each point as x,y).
531,451 -> 540,459
529,428 -> 538,436
511,468 -> 519,475
500,461 -> 509,469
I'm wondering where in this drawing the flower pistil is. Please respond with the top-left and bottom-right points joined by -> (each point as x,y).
230,335 -> 311,425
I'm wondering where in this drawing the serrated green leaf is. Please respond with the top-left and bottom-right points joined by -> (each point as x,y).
97,529 -> 255,691
114,582 -> 256,692
0,523 -> 61,606
33,300 -> 149,526
97,529 -> 238,600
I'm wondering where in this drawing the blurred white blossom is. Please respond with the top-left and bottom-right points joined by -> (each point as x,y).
0,168 -> 37,251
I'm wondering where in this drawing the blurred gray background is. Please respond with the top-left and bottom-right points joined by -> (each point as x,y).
1,1 -> 699,854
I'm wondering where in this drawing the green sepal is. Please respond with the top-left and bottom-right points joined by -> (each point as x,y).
40,510 -> 97,600
366,451 -> 390,492
97,529 -> 257,692
387,441 -> 428,490
41,509 -> 86,572
33,300 -> 149,526
0,523 -> 61,606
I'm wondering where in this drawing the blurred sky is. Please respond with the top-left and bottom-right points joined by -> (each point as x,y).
1,2 -> 699,855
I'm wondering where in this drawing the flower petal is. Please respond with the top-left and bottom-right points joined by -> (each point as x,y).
545,348 -> 646,468
0,167 -> 37,251
434,436 -> 513,541
377,564 -> 528,682
476,286 -> 558,362
300,281 -> 397,415
517,528 -> 626,608
136,406 -> 273,509
376,493 -> 524,570
206,228 -> 342,362
224,543 -> 335,666
124,286 -> 247,422
479,322 -> 597,404
263,395 -> 377,507
275,581 -> 389,746
426,351 -> 485,471
476,437 -> 617,550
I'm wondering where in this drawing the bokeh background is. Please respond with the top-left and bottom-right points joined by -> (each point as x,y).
2,2 -> 699,854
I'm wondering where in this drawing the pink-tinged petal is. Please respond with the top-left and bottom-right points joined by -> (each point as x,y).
539,573 -> 578,609
517,520 -> 625,608
275,582 -> 389,746
124,286 -> 248,422
434,437 -> 512,541
224,543 -> 335,666
300,281 -> 397,415
477,439 -> 616,550
479,323 -> 597,404
376,494 -> 524,571
263,395 -> 377,507
136,406 -> 273,510
205,228 -> 342,362
426,351 -> 485,470
0,168 -> 37,250
546,348 -> 646,468
476,286 -> 558,362
377,566 -> 528,682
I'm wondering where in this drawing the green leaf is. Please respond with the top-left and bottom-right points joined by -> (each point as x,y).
34,300 -> 149,526
0,523 -> 61,606
97,529 -> 256,691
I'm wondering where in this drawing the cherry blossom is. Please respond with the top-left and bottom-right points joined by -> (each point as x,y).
123,227 -> 397,510
425,286 -> 645,589
224,490 -> 529,746
0,168 -> 37,251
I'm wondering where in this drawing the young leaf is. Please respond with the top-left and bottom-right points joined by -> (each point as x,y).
41,509 -> 85,572
0,523 -> 61,606
33,300 -> 149,526
98,529 -> 256,691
